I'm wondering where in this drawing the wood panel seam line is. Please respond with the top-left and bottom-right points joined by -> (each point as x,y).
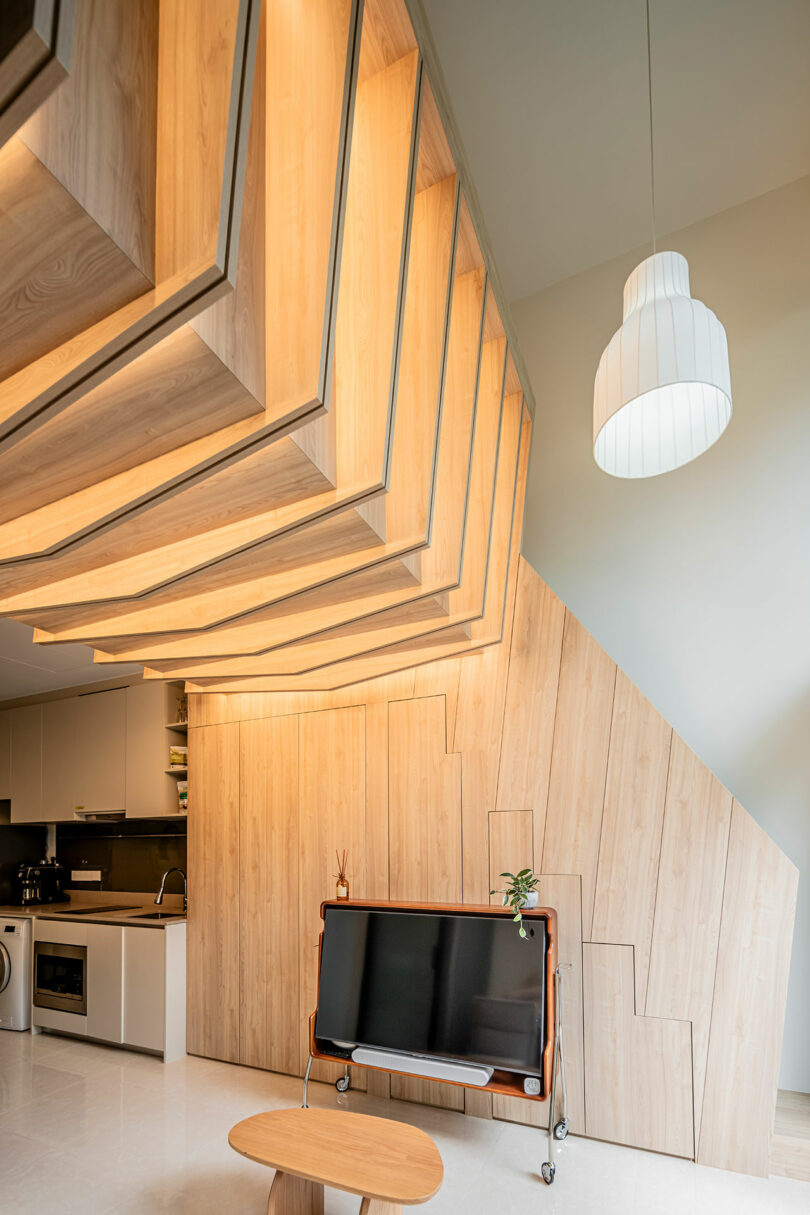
642,727 -> 675,1016
696,800 -> 735,1156
318,0 -> 363,403
590,665 -> 621,937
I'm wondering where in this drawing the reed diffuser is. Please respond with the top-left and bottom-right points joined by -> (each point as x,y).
334,850 -> 350,900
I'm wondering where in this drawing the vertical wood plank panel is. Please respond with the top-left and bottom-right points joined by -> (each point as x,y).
496,561 -> 565,859
187,722 -> 240,1062
239,715 -> 300,1074
645,733 -> 733,1145
584,942 -> 694,1157
488,810 -> 533,901
389,695 -> 463,1109
492,874 -> 585,1133
591,671 -> 672,1007
542,612 -> 616,939
698,804 -> 799,1175
299,706 -> 366,1082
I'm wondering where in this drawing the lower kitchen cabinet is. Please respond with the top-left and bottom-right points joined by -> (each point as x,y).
32,919 -> 186,1060
123,924 -> 187,1061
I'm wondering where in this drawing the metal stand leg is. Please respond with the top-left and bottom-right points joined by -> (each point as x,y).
302,1054 -> 313,1109
541,964 -> 570,1185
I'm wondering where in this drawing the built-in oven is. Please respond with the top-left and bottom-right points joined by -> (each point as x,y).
33,941 -> 87,1015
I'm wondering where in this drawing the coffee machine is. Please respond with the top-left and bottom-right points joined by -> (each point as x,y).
16,858 -> 68,906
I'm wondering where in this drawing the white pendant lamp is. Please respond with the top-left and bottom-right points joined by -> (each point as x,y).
593,3 -> 732,479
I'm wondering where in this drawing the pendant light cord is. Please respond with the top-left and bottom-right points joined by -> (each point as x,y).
646,0 -> 657,253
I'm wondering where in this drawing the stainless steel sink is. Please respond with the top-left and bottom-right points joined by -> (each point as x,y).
59,905 -> 139,915
127,911 -> 180,920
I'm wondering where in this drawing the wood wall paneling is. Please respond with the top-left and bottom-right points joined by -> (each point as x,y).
298,706 -> 367,1084
583,942 -> 694,1158
239,715 -> 300,1074
697,803 -> 799,1176
645,732 -> 733,1147
541,612 -> 616,939
186,721 -> 240,1063
590,671 -> 672,1008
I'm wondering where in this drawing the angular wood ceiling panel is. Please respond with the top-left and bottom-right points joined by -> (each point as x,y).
0,0 -> 534,693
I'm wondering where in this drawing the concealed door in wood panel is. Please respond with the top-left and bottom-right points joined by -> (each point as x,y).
541,612 -> 616,938
698,804 -> 798,1176
186,722 -> 240,1063
583,942 -> 693,1158
298,706 -> 366,1081
240,714 -> 300,1074
495,562 -> 565,844
388,695 -> 463,1109
645,733 -> 733,1146
492,873 -> 585,1134
590,671 -> 672,1007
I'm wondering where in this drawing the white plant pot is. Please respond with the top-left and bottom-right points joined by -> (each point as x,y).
520,891 -> 539,909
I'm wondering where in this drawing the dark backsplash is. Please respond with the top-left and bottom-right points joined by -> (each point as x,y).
55,818 -> 187,893
0,816 -> 48,902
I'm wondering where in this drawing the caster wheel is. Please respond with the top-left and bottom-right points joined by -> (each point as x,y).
553,1117 -> 569,1140
335,1074 -> 351,1093
541,1161 -> 556,1185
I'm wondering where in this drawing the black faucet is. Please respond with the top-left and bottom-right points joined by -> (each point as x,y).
155,867 -> 187,914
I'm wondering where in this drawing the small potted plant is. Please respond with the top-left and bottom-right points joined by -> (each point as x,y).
490,869 -> 540,939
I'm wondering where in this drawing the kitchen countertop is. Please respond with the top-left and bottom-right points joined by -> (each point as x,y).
0,893 -> 186,929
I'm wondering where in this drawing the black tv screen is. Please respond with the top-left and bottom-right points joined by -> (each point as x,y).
315,906 -> 547,1076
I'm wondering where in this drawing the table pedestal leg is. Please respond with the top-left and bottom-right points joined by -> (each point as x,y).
267,1171 -> 324,1214
359,1202 -> 403,1215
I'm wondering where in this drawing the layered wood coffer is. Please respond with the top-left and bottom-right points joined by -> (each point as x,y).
0,0 -> 531,687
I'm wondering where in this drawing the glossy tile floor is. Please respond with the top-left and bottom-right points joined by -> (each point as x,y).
0,1031 -> 807,1214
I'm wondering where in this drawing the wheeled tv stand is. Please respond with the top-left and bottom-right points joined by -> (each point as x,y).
303,899 -> 570,1186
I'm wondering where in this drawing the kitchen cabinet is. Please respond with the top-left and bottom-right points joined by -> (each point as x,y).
123,923 -> 187,1060
7,681 -> 183,822
0,710 -> 10,800
43,689 -> 126,819
125,683 -> 180,817
9,705 -> 43,822
32,918 -> 186,1060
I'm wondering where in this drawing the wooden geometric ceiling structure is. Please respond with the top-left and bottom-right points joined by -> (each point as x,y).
0,0 -> 532,693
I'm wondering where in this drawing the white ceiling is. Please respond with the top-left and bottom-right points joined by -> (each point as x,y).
422,0 -> 810,299
0,619 -> 141,703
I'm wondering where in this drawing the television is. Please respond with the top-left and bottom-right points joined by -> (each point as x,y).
314,905 -> 549,1080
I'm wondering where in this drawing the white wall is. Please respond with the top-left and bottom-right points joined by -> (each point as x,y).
513,174 -> 810,1092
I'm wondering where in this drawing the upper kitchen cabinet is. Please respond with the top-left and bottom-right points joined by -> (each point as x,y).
9,703 -> 43,821
126,682 -> 184,818
6,679 -> 185,822
42,688 -> 126,820
0,709 -> 10,799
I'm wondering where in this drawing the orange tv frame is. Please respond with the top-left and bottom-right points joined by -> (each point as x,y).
309,898 -> 557,1102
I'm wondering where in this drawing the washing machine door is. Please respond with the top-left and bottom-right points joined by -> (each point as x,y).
0,942 -> 9,995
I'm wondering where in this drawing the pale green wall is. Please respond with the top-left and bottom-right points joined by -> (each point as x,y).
514,174 -> 810,1091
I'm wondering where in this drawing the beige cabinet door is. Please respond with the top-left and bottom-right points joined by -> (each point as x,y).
73,689 -> 127,813
9,704 -> 43,823
86,923 -> 124,1043
42,699 -> 82,819
125,683 -> 177,817
123,927 -> 166,1052
0,710 -> 10,800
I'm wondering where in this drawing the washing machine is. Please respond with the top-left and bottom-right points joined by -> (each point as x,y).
0,916 -> 32,1031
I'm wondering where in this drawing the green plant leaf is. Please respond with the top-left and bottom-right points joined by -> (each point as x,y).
513,912 -> 521,922
519,926 -> 527,939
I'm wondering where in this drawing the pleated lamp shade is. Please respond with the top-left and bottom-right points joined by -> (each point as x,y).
593,251 -> 732,478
